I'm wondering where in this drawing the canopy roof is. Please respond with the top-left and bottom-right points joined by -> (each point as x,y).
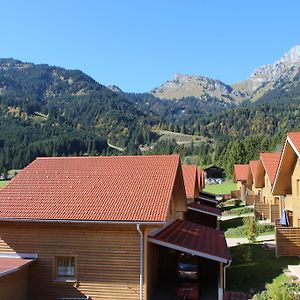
149,219 -> 230,263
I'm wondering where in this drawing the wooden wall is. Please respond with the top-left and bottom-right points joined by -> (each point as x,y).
0,222 -> 154,300
255,203 -> 270,220
271,204 -> 280,223
0,268 -> 28,300
246,195 -> 260,206
276,227 -> 300,256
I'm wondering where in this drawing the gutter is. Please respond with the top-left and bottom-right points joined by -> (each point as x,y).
137,224 -> 143,300
0,218 -> 165,225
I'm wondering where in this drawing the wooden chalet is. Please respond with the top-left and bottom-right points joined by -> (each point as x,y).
254,153 -> 281,222
0,155 -> 230,300
272,133 -> 300,256
232,164 -> 251,202
182,165 -> 221,228
181,164 -> 200,202
243,160 -> 261,205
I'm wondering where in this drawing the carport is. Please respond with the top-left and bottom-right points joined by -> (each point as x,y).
0,253 -> 37,300
148,219 -> 230,300
187,202 -> 221,228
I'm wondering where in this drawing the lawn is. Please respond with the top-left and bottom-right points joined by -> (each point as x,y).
0,180 -> 8,189
203,181 -> 236,195
227,244 -> 300,293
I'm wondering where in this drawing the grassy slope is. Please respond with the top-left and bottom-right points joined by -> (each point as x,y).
227,244 -> 299,292
204,181 -> 237,195
0,180 -> 8,189
155,129 -> 207,145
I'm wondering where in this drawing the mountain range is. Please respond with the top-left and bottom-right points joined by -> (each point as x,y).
1,45 -> 300,172
147,45 -> 300,104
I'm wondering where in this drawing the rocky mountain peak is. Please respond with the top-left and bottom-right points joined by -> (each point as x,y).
279,45 -> 300,64
150,73 -> 244,103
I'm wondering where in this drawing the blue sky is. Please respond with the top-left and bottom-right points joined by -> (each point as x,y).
1,0 -> 300,92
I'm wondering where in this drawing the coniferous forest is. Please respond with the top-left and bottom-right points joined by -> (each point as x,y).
1,58 -> 300,177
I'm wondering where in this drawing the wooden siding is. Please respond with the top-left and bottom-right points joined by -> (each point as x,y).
0,222 -> 155,300
276,227 -> 300,256
271,204 -> 280,222
245,195 -> 260,206
0,268 -> 28,300
255,203 -> 270,220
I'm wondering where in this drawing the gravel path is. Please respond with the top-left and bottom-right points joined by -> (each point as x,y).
226,234 -> 275,247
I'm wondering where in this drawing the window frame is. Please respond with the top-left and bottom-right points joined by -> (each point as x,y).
53,255 -> 78,283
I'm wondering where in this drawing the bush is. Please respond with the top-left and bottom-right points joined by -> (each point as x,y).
238,206 -> 254,215
244,217 -> 258,242
225,222 -> 274,238
231,244 -> 252,264
253,281 -> 299,300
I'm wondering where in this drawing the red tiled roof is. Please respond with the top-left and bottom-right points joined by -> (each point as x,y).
0,155 -> 183,222
288,132 -> 300,155
149,219 -> 230,263
187,202 -> 221,217
249,160 -> 259,182
0,257 -> 36,277
182,165 -> 197,199
260,152 -> 281,185
233,164 -> 249,182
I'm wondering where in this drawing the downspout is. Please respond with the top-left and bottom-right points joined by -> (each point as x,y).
137,224 -> 143,300
223,259 -> 232,291
217,216 -> 221,230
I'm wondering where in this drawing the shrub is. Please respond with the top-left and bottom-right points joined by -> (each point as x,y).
231,244 -> 252,264
243,216 -> 258,242
238,206 -> 254,215
225,221 -> 274,238
253,281 -> 299,300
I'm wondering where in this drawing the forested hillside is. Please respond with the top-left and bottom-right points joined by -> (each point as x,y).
0,58 -> 157,171
1,58 -> 300,176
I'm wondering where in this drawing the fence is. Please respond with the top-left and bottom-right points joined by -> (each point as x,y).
276,227 -> 300,256
254,203 -> 270,220
245,195 -> 260,206
270,204 -> 280,223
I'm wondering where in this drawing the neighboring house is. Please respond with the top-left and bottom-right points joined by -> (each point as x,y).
182,165 -> 221,228
273,132 -> 300,227
255,153 -> 281,205
233,164 -> 251,202
0,155 -> 230,300
204,166 -> 225,179
254,152 -> 281,222
249,160 -> 260,196
198,167 -> 205,192
272,132 -> 300,256
181,164 -> 199,202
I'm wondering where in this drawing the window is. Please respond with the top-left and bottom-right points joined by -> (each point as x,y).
54,256 -> 76,281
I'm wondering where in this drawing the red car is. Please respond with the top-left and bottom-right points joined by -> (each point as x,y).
176,253 -> 199,300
